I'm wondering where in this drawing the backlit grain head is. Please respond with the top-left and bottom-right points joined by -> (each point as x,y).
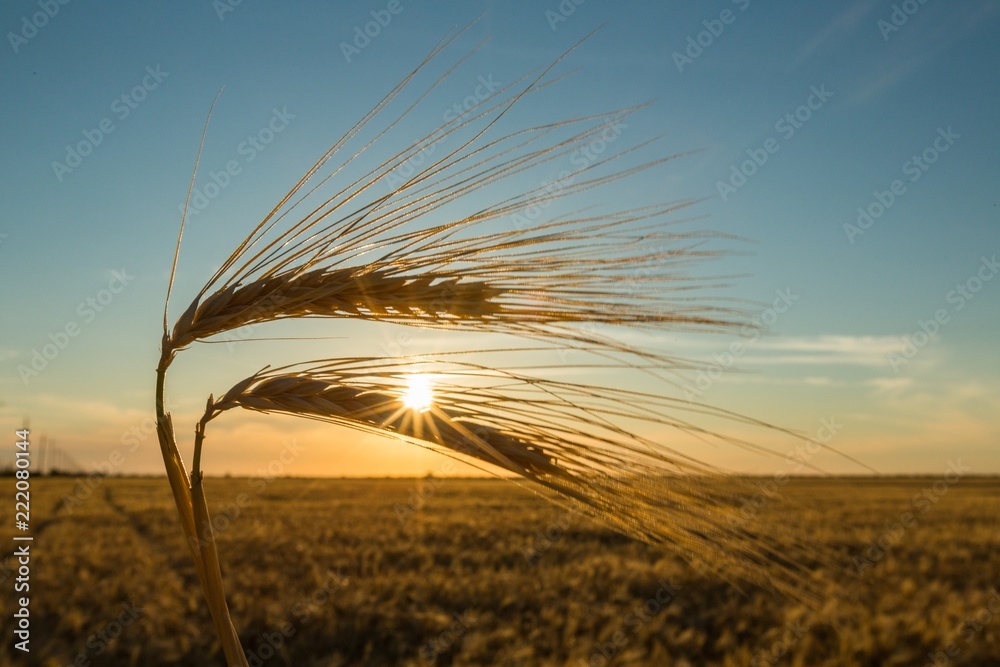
200,357 -> 844,603
168,267 -> 506,352
162,27 -> 746,362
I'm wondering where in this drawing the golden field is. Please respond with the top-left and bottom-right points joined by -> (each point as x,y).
1,476 -> 998,666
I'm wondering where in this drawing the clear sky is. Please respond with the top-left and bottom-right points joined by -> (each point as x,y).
2,1 -> 998,477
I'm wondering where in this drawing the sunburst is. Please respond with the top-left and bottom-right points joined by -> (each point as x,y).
402,374 -> 433,412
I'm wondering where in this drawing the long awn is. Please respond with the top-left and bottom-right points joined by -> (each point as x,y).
155,24 -> 867,665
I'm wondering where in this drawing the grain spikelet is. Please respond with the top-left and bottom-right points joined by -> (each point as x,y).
201,358 -> 845,602
154,24 -> 859,665
170,268 -> 506,350
163,25 -> 746,361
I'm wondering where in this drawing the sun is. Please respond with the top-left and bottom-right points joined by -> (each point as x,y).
402,374 -> 433,412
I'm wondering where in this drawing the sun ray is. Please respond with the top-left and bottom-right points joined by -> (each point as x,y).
402,374 -> 434,412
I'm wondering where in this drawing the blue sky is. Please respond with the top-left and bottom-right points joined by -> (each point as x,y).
2,0 -> 998,476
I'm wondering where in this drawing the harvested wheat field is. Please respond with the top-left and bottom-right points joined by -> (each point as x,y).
2,475 -> 997,666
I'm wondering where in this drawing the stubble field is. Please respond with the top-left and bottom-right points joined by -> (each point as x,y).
1,475 -> 998,666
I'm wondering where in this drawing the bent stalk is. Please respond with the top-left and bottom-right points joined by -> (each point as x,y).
155,341 -> 249,666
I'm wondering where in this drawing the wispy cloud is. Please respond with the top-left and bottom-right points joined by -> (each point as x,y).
846,1 -> 1000,106
844,52 -> 930,106
30,394 -> 150,423
790,0 -> 880,69
742,334 -> 900,366
866,376 -> 915,393
627,332 -> 911,367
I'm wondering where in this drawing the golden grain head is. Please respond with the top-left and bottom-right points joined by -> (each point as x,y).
169,267 -> 506,351
167,251 -> 745,357
155,26 -> 842,654
199,359 -> 833,604
163,23 -> 746,361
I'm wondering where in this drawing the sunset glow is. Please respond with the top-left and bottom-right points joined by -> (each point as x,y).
402,374 -> 434,412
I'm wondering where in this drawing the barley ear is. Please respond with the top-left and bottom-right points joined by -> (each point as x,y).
201,359 -> 840,604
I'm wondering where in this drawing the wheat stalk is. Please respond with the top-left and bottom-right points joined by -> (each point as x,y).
154,24 -> 864,665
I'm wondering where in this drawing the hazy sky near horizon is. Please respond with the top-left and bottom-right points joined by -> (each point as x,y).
2,1 -> 998,477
